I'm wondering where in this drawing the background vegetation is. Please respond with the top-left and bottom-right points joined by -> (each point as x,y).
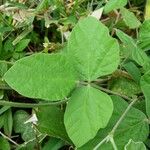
0,0 -> 150,150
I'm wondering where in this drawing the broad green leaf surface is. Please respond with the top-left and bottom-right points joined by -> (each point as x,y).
64,85 -> 113,147
116,29 -> 149,66
37,106 -> 72,144
140,71 -> 150,117
138,19 -> 150,51
104,0 -> 127,14
79,96 -> 149,150
67,16 -> 120,81
124,139 -> 146,150
120,7 -> 141,29
4,53 -> 77,101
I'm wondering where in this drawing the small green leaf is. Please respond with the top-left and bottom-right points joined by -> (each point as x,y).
120,7 -> 141,29
116,29 -> 149,66
123,62 -> 141,83
124,139 -> 146,150
138,19 -> 150,51
3,109 -> 13,136
67,16 -> 120,81
15,39 -> 30,52
64,85 -> 113,147
22,125 -> 35,141
12,26 -> 33,45
13,110 -> 35,141
13,110 -> 30,133
140,71 -> 150,117
37,106 -> 71,144
104,0 -> 127,14
4,53 -> 77,101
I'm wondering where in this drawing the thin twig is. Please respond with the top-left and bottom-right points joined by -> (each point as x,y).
93,136 -> 109,150
109,137 -> 118,150
111,99 -> 137,134
91,83 -> 133,101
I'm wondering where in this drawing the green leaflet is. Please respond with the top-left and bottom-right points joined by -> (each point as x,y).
104,0 -> 127,14
123,62 -> 141,83
138,19 -> 150,51
116,29 -> 149,66
64,86 -> 113,147
120,7 -> 141,29
67,16 -> 120,81
140,71 -> 150,117
79,96 -> 149,150
15,39 -> 30,52
37,106 -> 72,144
13,110 -> 30,134
3,109 -> 13,137
4,53 -> 77,101
13,110 -> 35,141
124,139 -> 146,150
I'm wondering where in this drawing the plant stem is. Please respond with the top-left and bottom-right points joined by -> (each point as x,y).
91,83 -> 133,101
110,99 -> 137,135
109,137 -> 118,150
0,131 -> 19,146
0,99 -> 68,108
93,136 -> 109,150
